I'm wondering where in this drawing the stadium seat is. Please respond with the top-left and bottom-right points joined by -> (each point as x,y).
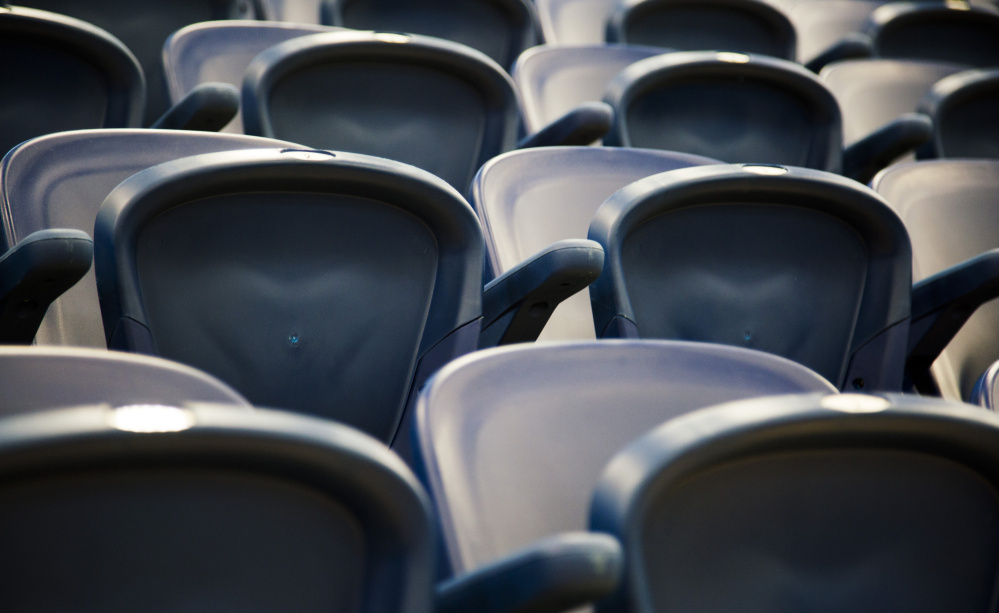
535,0 -> 614,44
471,146 -> 717,340
413,340 -> 835,577
588,163 -> 912,391
319,0 -> 542,71
14,0 -> 259,125
603,51 -> 931,183
865,1 -> 999,67
604,0 -> 797,61
93,148 -> 602,442
0,129 -> 301,347
593,392 -> 999,613
242,31 -> 611,190
872,160 -> 999,399
258,0 -> 324,22
784,0 -> 881,70
917,68 -> 999,160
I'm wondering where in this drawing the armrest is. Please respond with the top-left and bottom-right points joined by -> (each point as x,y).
436,532 -> 622,613
804,33 -> 873,73
907,249 -> 999,394
480,240 -> 604,348
517,103 -> 614,149
0,229 -> 93,344
150,82 -> 240,132
842,113 -> 933,184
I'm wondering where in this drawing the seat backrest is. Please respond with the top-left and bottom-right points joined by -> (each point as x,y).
787,0 -> 883,65
0,129 -> 299,347
866,1 -> 999,68
535,0 -> 614,44
15,0 -> 259,125
320,0 -> 542,70
918,69 -> 999,159
514,44 -> 663,133
0,346 -> 250,414
414,340 -> 835,575
0,402 -> 435,613
603,51 -> 844,173
242,31 -> 521,191
163,21 -> 346,133
592,392 -> 999,613
589,164 -> 912,390
0,7 -> 143,157
872,160 -> 999,400
471,147 -> 718,340
820,59 -> 965,144
259,0 -> 325,22
605,0 -> 797,61
94,148 -> 484,443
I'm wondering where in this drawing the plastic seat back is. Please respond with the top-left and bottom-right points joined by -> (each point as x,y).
259,0 -> 325,22
0,7 -> 143,157
94,148 -> 484,443
415,340 -> 835,575
0,129 -> 299,347
535,0 -> 614,44
918,69 -> 999,160
605,0 -> 797,60
866,1 -> 999,67
787,0 -> 883,65
873,160 -> 999,400
471,147 -> 718,340
16,0 -> 259,125
514,44 -> 663,134
603,52 -> 844,172
243,31 -> 521,191
821,59 -> 965,145
593,392 -> 999,613
589,164 -> 912,390
320,0 -> 542,70
0,402 -> 434,613
163,21 -> 346,133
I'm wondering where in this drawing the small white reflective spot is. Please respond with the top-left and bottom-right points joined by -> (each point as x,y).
108,405 -> 195,433
280,149 -> 335,161
716,52 -> 750,64
375,33 -> 411,44
742,164 -> 788,176
820,394 -> 891,413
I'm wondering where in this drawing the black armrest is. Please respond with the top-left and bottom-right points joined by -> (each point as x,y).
842,113 -> 933,184
436,532 -> 622,613
907,249 -> 999,394
0,229 -> 93,344
804,33 -> 873,73
480,240 -> 604,348
150,82 -> 240,132
517,103 -> 614,149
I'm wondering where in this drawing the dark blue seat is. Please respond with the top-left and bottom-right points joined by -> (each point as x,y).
471,146 -> 717,340
0,129 -> 301,347
0,402 -> 435,612
865,1 -> 999,68
916,68 -> 999,160
604,0 -> 797,61
414,340 -> 835,579
588,163 -> 912,391
602,51 -> 931,183
592,391 -> 999,613
319,0 -> 543,71
94,148 -> 602,442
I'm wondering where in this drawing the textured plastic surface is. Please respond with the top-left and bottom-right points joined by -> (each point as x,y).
243,31 -> 521,191
94,148 -> 483,443
821,59 -> 964,144
321,0 -> 542,70
0,402 -> 434,613
414,340 -> 835,574
163,20 -> 346,132
603,52 -> 844,172
0,129 -> 299,347
0,6 -> 143,157
873,160 -> 999,399
866,1 -> 999,68
471,147 -> 717,340
605,0 -> 797,60
592,392 -> 999,613
16,0 -> 258,125
918,68 -> 999,160
589,164 -> 912,389
513,44 -> 663,134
